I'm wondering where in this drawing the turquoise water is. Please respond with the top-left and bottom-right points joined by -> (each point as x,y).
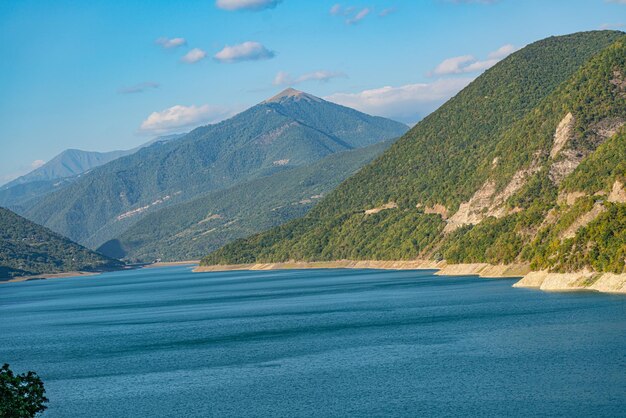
1,266 -> 625,417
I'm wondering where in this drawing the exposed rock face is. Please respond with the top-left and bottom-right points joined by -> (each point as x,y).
610,69 -> 626,98
549,149 -> 585,184
419,203 -> 449,219
549,114 -> 624,185
445,164 -> 540,233
550,112 -> 575,159
557,191 -> 587,206
589,117 -> 625,142
364,202 -> 398,215
608,179 -> 626,203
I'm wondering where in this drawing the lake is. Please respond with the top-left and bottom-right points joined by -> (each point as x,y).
1,266 -> 625,417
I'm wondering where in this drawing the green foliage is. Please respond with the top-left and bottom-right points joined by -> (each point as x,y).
100,140 -> 394,262
202,31 -> 626,274
525,203 -> 626,273
0,207 -> 121,279
562,127 -> 626,194
0,364 -> 48,417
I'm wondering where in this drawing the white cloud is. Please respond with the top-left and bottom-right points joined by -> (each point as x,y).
606,0 -> 626,4
155,37 -> 187,49
181,48 -> 207,64
0,160 -> 47,186
431,55 -> 475,76
214,41 -> 275,63
488,44 -> 516,59
346,8 -> 370,24
430,44 -> 517,76
140,105 -> 239,134
31,160 -> 45,169
325,78 -> 473,123
379,7 -> 397,17
216,0 -> 281,10
330,4 -> 371,24
118,82 -> 160,94
599,22 -> 625,29
273,70 -> 347,86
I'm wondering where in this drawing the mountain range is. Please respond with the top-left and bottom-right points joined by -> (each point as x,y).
0,134 -> 184,208
98,139 -> 394,261
202,31 -> 626,279
16,89 -> 407,250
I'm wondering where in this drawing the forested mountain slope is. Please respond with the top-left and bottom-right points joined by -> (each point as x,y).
98,140 -> 394,261
0,207 -> 121,279
202,31 -> 626,275
21,90 -> 407,248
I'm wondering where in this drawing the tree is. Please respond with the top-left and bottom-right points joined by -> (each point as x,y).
0,364 -> 48,418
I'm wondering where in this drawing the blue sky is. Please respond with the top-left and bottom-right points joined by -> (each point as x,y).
0,0 -> 624,184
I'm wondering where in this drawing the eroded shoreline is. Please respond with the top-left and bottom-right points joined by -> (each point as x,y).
195,260 -> 626,294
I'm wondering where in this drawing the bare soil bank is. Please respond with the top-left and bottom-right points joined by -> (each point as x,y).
195,260 -> 626,294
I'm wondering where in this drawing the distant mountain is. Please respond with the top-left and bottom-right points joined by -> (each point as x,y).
98,139 -> 395,261
22,89 -> 408,248
3,149 -> 132,188
0,134 -> 184,208
202,31 -> 626,277
0,207 -> 122,279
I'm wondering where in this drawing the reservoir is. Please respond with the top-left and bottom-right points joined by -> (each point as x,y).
1,266 -> 625,417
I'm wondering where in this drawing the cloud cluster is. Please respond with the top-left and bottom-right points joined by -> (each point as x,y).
118,82 -> 160,94
430,44 -> 516,76
216,0 -> 281,11
214,41 -> 275,63
325,78 -> 473,123
330,4 -> 373,24
140,105 -> 239,134
155,37 -> 187,49
273,70 -> 346,86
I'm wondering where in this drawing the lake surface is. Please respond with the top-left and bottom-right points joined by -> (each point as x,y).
1,266 -> 625,417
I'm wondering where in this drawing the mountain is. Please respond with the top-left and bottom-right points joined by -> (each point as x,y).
0,134 -> 184,208
98,139 -> 395,261
202,31 -> 626,277
0,207 -> 122,279
21,89 -> 408,249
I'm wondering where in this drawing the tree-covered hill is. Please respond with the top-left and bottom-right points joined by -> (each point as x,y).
0,207 -> 122,279
98,139 -> 394,262
202,31 -> 626,275
20,90 -> 407,249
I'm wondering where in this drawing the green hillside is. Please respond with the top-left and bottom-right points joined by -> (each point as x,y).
21,90 -> 407,249
0,207 -> 122,279
202,31 -> 626,275
98,140 -> 394,262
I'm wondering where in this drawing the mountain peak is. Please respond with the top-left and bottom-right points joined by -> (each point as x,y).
264,88 -> 322,104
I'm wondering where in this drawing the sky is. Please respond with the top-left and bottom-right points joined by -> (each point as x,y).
0,0 -> 625,184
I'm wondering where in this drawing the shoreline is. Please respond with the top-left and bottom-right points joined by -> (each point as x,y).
193,259 -> 531,278
1,261 -> 201,284
143,260 -> 200,268
2,271 -> 100,284
194,260 -> 626,294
